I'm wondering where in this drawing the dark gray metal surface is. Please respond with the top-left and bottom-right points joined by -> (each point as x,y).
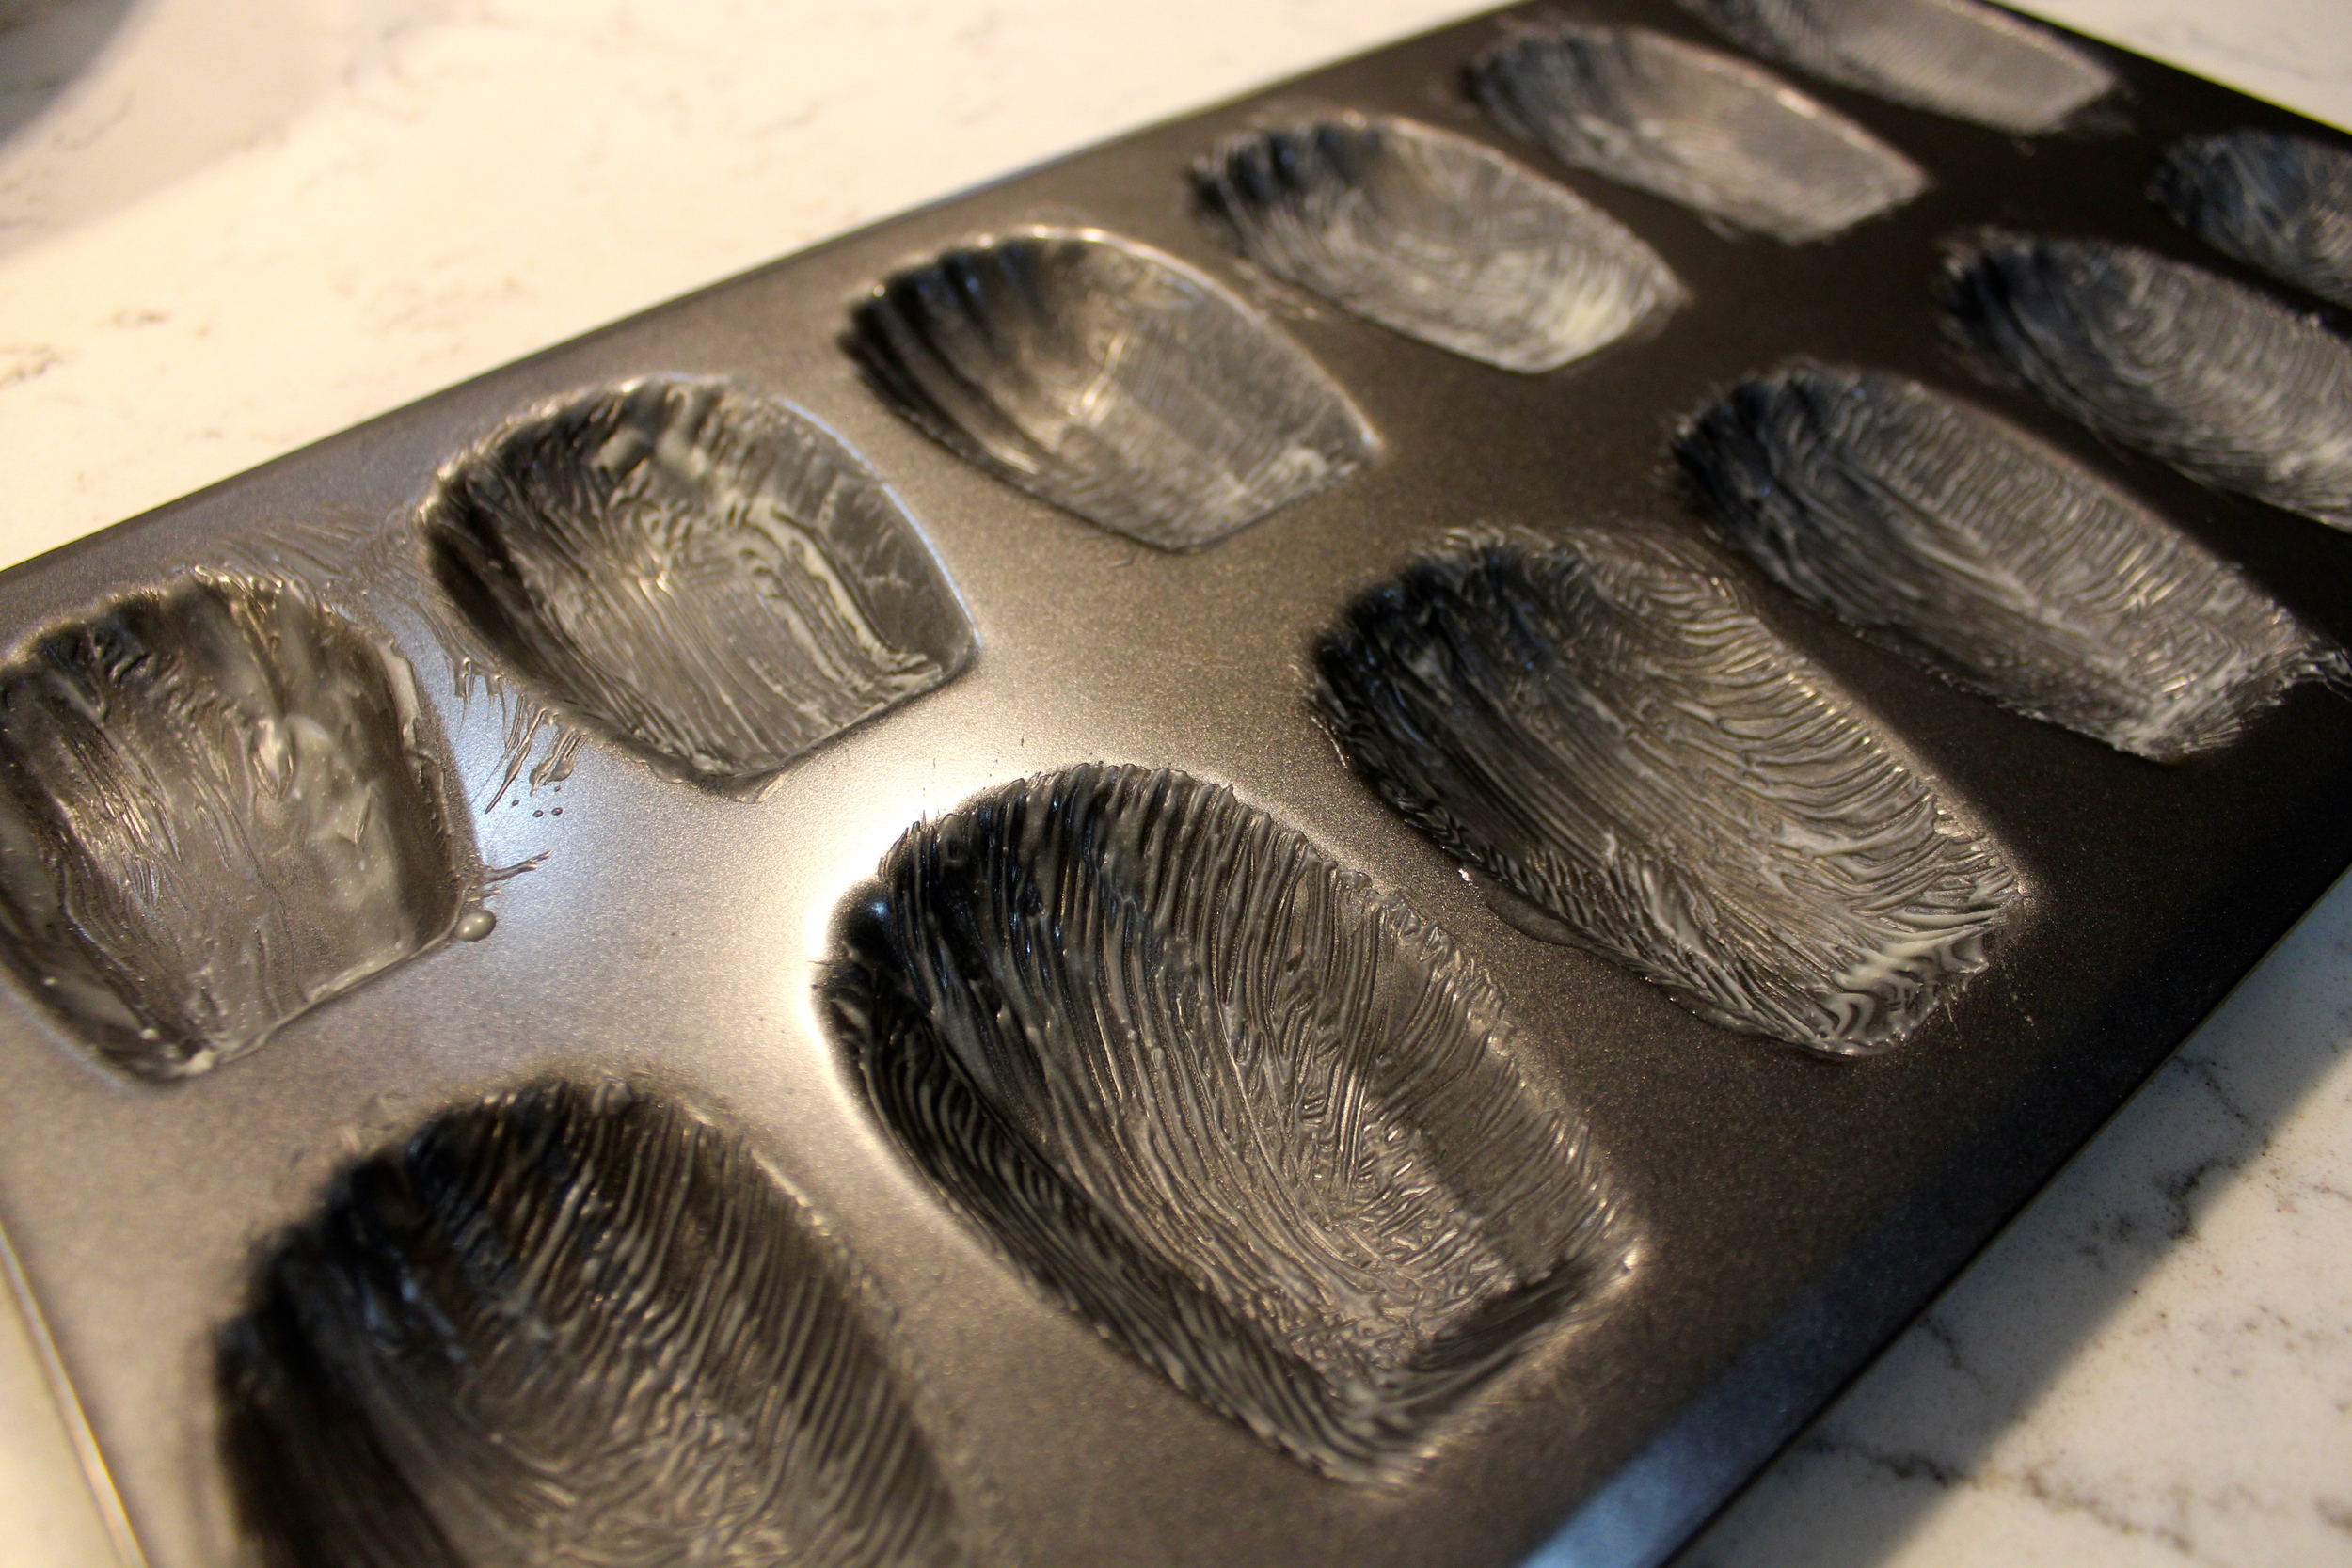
0,4 -> 2345,1566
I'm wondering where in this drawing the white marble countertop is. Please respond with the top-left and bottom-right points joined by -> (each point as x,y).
0,1 -> 2346,1564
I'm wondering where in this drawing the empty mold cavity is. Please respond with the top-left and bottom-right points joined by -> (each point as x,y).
0,576 -> 463,1081
2156,129 -> 2352,309
1943,234 -> 2352,531
428,378 -> 974,791
1190,113 -> 1685,372
219,1081 -> 972,1568
845,229 -> 1375,550
1677,364 -> 2338,760
825,765 -> 1624,1481
1314,531 -> 2014,1054
1469,24 -> 1926,243
1677,0 -> 2116,134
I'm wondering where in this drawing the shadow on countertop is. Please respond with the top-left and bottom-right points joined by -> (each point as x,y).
0,0 -> 133,148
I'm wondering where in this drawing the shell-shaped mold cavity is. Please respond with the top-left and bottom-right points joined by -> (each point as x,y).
1314,531 -> 2015,1054
1677,364 -> 2339,761
1469,24 -> 1927,243
427,378 -> 975,791
824,765 -> 1625,1481
1942,234 -> 2352,531
0,577 -> 463,1081
2155,129 -> 2352,309
845,230 -> 1375,550
1677,0 -> 2116,134
1190,113 -> 1686,372
218,1081 -> 973,1568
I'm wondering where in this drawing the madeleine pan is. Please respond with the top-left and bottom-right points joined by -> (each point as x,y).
2,3 -> 2349,1566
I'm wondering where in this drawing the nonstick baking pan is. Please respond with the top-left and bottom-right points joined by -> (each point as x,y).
1,3 -> 2348,1565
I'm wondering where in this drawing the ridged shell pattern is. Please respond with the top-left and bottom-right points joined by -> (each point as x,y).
218,1082 -> 973,1568
1314,531 -> 2015,1054
847,230 -> 1375,550
1191,113 -> 1686,372
1943,234 -> 2352,531
1470,24 -> 1927,243
2155,129 -> 2352,310
1677,364 -> 2339,761
1677,0 -> 2116,134
825,765 -> 1625,1481
0,577 -> 463,1081
428,379 -> 974,792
